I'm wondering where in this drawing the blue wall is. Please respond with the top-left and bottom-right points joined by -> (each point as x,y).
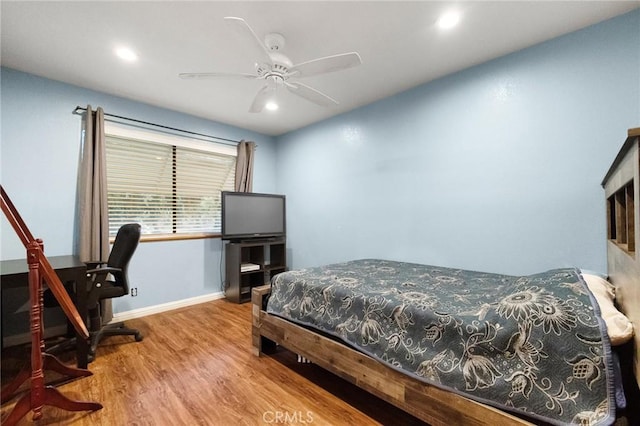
276,10 -> 640,275
0,68 -> 277,314
1,10 -> 639,323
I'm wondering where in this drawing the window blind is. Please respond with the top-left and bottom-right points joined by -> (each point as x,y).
105,134 -> 236,236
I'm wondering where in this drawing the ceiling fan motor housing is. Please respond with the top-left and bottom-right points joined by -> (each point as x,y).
264,33 -> 285,51
264,33 -> 292,70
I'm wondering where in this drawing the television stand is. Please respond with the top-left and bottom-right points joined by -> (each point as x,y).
224,238 -> 286,303
230,237 -> 279,244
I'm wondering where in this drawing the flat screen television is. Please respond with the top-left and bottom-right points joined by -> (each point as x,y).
221,191 -> 286,241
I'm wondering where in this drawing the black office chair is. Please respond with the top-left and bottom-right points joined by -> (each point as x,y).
85,223 -> 143,357
45,223 -> 143,360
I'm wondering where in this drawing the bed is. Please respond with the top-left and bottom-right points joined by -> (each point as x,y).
251,128 -> 639,426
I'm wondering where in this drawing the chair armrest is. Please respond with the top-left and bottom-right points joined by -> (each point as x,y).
86,266 -> 122,275
85,266 -> 125,306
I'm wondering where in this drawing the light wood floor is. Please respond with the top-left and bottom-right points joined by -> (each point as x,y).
1,299 -> 427,425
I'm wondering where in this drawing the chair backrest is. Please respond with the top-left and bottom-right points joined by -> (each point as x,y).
107,223 -> 141,291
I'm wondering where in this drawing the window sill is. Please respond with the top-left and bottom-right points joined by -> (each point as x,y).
110,233 -> 222,243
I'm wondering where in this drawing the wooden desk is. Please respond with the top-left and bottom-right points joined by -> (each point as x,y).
1,255 -> 90,369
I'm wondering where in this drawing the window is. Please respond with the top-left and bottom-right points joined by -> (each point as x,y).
105,124 -> 236,238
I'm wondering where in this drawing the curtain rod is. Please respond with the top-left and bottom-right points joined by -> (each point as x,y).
72,106 -> 241,146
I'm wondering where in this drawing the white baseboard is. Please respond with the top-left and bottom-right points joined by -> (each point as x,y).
112,292 -> 225,323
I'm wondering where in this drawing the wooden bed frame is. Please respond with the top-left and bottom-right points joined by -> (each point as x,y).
251,128 -> 639,425
251,285 -> 533,426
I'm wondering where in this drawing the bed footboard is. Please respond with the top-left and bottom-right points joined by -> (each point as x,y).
251,284 -> 276,356
251,285 -> 532,426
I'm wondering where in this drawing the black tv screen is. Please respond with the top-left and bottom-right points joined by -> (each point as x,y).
221,191 -> 286,240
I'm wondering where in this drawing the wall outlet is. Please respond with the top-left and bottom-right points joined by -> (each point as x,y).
131,287 -> 138,297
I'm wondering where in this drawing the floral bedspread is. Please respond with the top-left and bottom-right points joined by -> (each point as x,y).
266,259 -> 616,426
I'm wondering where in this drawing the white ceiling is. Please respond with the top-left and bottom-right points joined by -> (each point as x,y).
2,1 -> 638,136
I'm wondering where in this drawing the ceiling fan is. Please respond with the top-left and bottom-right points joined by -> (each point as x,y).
179,17 -> 362,113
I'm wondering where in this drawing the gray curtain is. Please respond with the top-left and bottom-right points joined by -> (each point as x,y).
234,140 -> 256,192
77,105 -> 112,322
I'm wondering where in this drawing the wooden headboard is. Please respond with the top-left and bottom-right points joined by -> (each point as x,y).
602,126 -> 640,387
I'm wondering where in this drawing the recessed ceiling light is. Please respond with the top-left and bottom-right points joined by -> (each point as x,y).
265,102 -> 279,111
437,11 -> 461,30
115,47 -> 138,62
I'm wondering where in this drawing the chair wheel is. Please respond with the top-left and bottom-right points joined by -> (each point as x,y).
135,333 -> 143,342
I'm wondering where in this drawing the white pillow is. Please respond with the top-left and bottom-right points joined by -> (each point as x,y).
581,273 -> 634,346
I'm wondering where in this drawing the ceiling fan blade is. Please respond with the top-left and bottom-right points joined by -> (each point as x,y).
179,72 -> 257,80
285,81 -> 338,107
289,52 -> 362,78
249,84 -> 276,113
224,16 -> 272,65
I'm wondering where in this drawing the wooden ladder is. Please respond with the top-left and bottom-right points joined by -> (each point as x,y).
0,185 -> 102,425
